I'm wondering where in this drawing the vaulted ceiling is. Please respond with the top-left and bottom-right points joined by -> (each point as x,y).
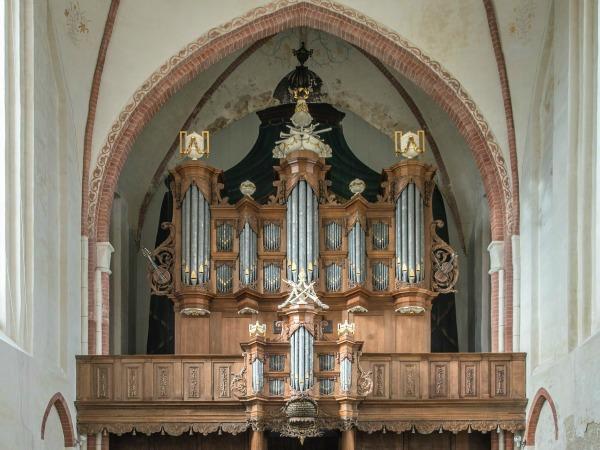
117,28 -> 485,253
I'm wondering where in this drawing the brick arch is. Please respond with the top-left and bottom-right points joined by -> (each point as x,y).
87,0 -> 512,244
40,392 -> 76,447
526,387 -> 559,445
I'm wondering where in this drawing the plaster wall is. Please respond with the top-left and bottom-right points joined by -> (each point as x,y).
519,0 -> 600,447
0,1 -> 82,448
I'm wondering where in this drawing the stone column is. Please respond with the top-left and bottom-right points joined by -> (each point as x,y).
488,241 -> 505,352
488,241 -> 505,450
94,242 -> 114,450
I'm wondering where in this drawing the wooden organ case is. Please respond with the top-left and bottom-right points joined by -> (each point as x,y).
75,97 -> 526,449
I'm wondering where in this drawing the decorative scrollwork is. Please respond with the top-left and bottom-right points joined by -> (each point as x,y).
430,220 -> 459,293
356,359 -> 373,397
230,366 -> 247,399
146,221 -> 175,296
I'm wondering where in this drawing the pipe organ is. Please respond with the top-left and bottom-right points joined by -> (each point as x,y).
78,44 -> 526,450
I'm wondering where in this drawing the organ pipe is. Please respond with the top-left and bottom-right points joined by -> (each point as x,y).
340,357 -> 352,393
325,222 -> 342,250
216,223 -> 234,252
263,222 -> 280,252
263,263 -> 280,293
252,357 -> 264,394
372,222 -> 389,250
348,221 -> 366,285
216,264 -> 233,293
395,182 -> 424,284
239,222 -> 257,286
326,263 -> 342,291
372,261 -> 389,291
286,180 -> 319,282
289,325 -> 314,392
181,184 -> 211,285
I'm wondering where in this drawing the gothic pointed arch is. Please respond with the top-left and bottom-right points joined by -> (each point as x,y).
40,392 -> 76,447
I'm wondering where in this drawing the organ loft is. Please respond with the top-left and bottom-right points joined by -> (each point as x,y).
76,44 -> 526,450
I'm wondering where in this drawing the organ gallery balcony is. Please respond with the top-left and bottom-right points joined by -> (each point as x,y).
75,352 -> 526,436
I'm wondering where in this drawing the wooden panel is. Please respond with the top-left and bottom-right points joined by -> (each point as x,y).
394,313 -> 431,353
460,361 -> 479,398
92,364 -> 113,400
429,362 -> 449,398
184,362 -> 205,400
221,316 -> 252,354
354,314 -> 385,353
213,363 -> 232,400
491,361 -> 509,398
154,363 -> 174,400
400,362 -> 420,399
123,363 -> 144,401
177,315 -> 211,354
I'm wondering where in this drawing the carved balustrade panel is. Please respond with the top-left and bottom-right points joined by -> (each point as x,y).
358,353 -> 525,401
77,355 -> 244,402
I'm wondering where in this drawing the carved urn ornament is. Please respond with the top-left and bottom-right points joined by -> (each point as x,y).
240,180 -> 256,198
349,178 -> 366,196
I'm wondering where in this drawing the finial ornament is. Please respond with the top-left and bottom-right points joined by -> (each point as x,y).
337,320 -> 355,337
240,180 -> 256,198
394,130 -> 425,159
179,130 -> 210,160
249,320 -> 267,337
349,178 -> 366,196
273,88 -> 332,158
279,271 -> 329,310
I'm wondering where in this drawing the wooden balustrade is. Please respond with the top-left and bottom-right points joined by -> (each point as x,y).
75,352 -> 526,436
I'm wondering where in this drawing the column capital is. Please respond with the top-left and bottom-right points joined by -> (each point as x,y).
487,240 -> 504,274
96,241 -> 114,273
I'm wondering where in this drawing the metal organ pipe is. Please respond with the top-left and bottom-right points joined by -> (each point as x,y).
182,191 -> 190,284
239,222 -> 257,286
252,357 -> 264,394
285,181 -> 319,283
395,183 -> 424,284
348,221 -> 366,285
289,326 -> 314,392
340,357 -> 352,393
181,184 -> 212,286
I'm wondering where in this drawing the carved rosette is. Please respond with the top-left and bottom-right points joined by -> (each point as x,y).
430,220 -> 459,293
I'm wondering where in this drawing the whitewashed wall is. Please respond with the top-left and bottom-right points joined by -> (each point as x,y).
519,0 -> 600,447
0,0 -> 84,448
